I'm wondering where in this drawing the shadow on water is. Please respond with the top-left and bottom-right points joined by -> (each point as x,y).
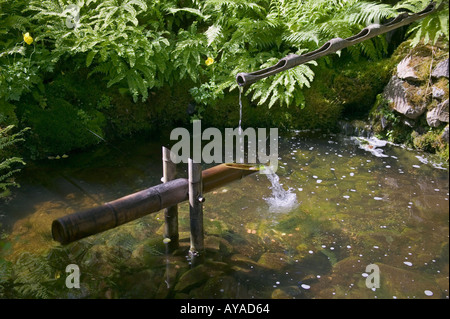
0,130 -> 448,299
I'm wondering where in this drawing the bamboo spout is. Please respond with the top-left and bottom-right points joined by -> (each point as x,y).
236,2 -> 437,87
52,163 -> 257,245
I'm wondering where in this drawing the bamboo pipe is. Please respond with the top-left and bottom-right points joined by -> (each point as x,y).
188,159 -> 204,257
162,147 -> 179,252
52,163 -> 257,244
236,2 -> 438,86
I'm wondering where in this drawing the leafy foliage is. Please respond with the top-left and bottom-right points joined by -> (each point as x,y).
0,125 -> 28,197
395,0 -> 449,47
0,0 -> 448,161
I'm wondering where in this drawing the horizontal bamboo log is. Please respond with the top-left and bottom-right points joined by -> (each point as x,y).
52,163 -> 257,244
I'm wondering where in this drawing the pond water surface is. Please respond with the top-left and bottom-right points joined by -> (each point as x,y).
0,130 -> 448,299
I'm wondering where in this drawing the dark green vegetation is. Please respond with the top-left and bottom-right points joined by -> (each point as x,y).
0,0 -> 449,194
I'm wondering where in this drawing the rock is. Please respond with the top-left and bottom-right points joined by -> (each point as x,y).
397,56 -> 420,81
383,76 -> 427,119
271,286 -> 302,299
257,252 -> 288,270
432,86 -> 445,100
431,58 -> 449,79
230,254 -> 259,267
174,264 -> 224,293
427,99 -> 449,127
427,108 -> 442,127
191,276 -> 239,298
120,269 -> 159,298
438,99 -> 449,123
441,125 -> 449,143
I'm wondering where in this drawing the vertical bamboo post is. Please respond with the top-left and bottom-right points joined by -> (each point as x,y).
162,146 -> 179,252
188,158 -> 204,261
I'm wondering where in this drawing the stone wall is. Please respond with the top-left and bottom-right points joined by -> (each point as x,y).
369,40 -> 449,160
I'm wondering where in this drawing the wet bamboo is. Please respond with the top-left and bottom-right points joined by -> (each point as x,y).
52,163 -> 256,245
162,147 -> 179,252
188,159 -> 204,258
236,2 -> 438,86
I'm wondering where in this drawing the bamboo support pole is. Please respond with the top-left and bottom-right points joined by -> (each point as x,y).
162,147 -> 179,252
188,159 -> 204,259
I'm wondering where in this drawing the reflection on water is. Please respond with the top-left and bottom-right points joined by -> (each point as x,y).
0,131 -> 448,299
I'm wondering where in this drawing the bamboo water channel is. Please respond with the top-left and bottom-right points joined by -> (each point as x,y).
52,148 -> 258,255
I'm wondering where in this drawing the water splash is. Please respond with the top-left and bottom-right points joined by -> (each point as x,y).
263,167 -> 298,213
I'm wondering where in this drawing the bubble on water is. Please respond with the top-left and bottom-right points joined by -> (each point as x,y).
308,250 -> 314,254
424,290 -> 433,296
404,261 -> 413,267
317,179 -> 322,183
343,195 -> 350,199
362,273 -> 369,278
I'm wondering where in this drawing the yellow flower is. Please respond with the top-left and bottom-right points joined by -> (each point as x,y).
23,32 -> 33,45
205,57 -> 214,66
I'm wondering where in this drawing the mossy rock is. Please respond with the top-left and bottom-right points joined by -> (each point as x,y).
174,264 -> 222,293
257,252 -> 289,270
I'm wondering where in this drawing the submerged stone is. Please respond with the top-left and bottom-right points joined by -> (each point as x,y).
174,264 -> 224,293
257,252 -> 289,270
271,286 -> 302,299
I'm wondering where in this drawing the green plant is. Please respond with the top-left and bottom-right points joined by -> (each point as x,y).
395,0 -> 449,47
0,125 -> 28,198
